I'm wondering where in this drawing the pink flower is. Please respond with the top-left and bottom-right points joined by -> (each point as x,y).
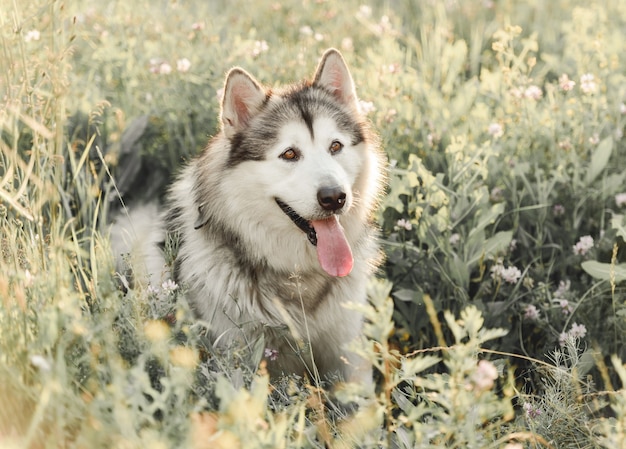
573,235 -> 594,255
558,74 -> 576,91
471,360 -> 499,391
264,348 -> 279,361
524,85 -> 542,100
523,304 -> 540,321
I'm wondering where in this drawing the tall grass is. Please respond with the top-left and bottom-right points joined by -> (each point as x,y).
1,0 -> 626,447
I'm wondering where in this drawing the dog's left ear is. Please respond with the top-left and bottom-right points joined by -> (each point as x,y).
221,68 -> 266,138
313,49 -> 359,112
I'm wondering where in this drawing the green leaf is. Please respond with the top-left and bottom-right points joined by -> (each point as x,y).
581,261 -> 626,283
466,230 -> 513,267
611,214 -> 626,241
585,137 -> 613,185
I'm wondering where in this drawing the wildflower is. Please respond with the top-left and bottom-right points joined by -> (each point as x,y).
251,40 -> 268,57
159,62 -> 172,75
24,30 -> 41,42
554,279 -> 571,298
471,360 -> 499,391
620,103 -> 626,115
358,5 -> 372,18
394,218 -> 412,231
588,133 -> 600,145
580,74 -> 597,94
161,279 -> 178,293
191,22 -> 205,31
488,122 -> 504,138
490,186 -> 504,202
523,402 -> 542,419
264,347 -> 279,361
509,239 -> 518,252
524,85 -> 542,100
558,74 -> 576,91
553,204 -> 565,217
615,193 -> 626,207
341,37 -> 354,51
449,233 -> 461,245
30,354 -> 51,372
573,235 -> 594,255
359,100 -> 376,114
558,299 -> 573,315
557,139 -> 572,151
314,33 -> 324,42
147,284 -> 160,295
500,266 -> 522,284
299,25 -> 313,36
569,322 -> 587,339
523,304 -> 540,321
558,332 -> 569,346
177,58 -> 191,73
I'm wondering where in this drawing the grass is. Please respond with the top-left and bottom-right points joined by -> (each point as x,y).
1,0 -> 626,447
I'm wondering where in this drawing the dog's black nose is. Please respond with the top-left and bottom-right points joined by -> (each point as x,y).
317,186 -> 346,211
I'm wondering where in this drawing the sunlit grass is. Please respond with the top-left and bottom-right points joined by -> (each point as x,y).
1,0 -> 625,447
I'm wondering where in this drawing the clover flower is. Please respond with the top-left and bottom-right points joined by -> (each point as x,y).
615,193 -> 626,208
471,360 -> 499,391
524,85 -> 542,100
523,304 -> 540,321
558,74 -> 576,91
177,58 -> 191,73
580,73 -> 597,94
488,122 -> 504,138
394,218 -> 412,231
523,402 -> 542,419
264,347 -> 279,361
572,235 -> 594,256
492,262 -> 522,284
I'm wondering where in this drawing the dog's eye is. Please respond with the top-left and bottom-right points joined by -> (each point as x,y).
329,140 -> 343,154
280,148 -> 299,161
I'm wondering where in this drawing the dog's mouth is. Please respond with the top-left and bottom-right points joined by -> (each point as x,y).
275,199 -> 318,246
275,198 -> 353,277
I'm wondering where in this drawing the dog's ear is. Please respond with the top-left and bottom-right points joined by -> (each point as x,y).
221,68 -> 266,138
313,48 -> 359,112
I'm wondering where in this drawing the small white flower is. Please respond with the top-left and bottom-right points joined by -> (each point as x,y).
394,218 -> 412,231
501,266 -> 522,284
252,40 -> 269,57
30,355 -> 51,372
615,193 -> 626,208
176,58 -> 191,73
359,100 -> 376,114
24,30 -> 41,42
147,284 -> 160,295
314,33 -> 324,42
588,133 -> 600,145
159,62 -> 172,75
569,322 -> 587,339
524,85 -> 542,100
358,5 -> 372,18
573,235 -> 594,255
449,233 -> 461,245
488,122 -> 504,138
264,347 -> 279,361
620,103 -> 626,115
580,73 -> 597,94
523,304 -> 540,321
161,279 -> 178,293
558,299 -> 573,315
554,279 -> 571,298
299,26 -> 313,36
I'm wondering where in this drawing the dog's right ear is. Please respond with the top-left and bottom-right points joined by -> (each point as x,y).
221,68 -> 266,138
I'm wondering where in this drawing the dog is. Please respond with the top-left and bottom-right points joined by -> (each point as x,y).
111,49 -> 385,384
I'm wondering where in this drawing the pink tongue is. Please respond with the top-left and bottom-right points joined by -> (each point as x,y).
311,216 -> 353,277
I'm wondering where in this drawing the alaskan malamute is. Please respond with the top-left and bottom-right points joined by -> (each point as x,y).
112,49 -> 385,384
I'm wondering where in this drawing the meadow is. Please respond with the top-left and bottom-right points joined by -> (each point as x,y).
1,0 -> 626,447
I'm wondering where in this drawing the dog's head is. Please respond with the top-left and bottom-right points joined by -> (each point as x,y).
210,49 -> 379,277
